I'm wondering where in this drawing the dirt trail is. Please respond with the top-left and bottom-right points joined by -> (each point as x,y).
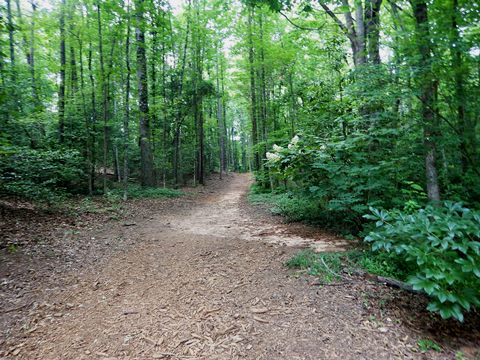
1,174 -> 453,359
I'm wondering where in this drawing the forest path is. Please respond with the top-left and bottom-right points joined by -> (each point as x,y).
8,174 -> 430,359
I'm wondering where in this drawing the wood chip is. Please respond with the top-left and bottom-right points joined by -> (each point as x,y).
253,316 -> 269,323
250,307 -> 268,314
122,309 -> 139,315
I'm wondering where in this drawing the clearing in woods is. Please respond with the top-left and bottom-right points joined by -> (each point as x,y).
0,174 -> 472,359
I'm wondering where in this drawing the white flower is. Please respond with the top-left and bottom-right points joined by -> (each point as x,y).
290,135 -> 299,145
266,152 -> 281,162
272,144 -> 283,152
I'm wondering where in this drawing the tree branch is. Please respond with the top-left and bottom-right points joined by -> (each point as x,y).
279,11 -> 325,31
319,2 -> 356,44
318,3 -> 348,33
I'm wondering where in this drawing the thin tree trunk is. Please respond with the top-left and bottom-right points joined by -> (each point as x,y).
78,34 -> 92,195
288,71 -> 296,137
216,45 -> 225,178
136,0 -> 155,186
354,1 -> 366,66
248,6 -> 260,171
30,1 -> 39,106
161,11 -> 168,188
97,1 -> 108,193
192,0 -> 205,185
259,12 -> 268,165
365,0 -> 382,64
6,0 -> 15,78
221,62 -> 228,174
58,0 -> 66,143
173,15 -> 190,187
88,41 -> 97,193
411,0 -> 441,202
451,0 -> 477,171
123,1 -> 132,200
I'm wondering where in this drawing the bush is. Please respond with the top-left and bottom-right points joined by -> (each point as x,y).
107,184 -> 183,199
364,202 -> 480,321
0,147 -> 85,203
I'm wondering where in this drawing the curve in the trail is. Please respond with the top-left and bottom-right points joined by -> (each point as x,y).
164,173 -> 349,252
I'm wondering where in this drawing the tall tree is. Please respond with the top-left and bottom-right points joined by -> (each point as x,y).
58,0 -> 66,143
411,0 -> 440,202
136,0 -> 155,186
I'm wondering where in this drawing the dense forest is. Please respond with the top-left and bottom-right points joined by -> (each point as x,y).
1,0 -> 479,323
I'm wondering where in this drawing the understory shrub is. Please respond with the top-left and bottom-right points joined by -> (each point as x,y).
0,147 -> 85,204
249,185 -> 361,233
107,184 -> 183,199
364,202 -> 480,321
263,134 -> 427,234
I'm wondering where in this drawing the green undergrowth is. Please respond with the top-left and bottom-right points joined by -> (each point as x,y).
248,185 -> 357,234
67,185 -> 183,215
106,184 -> 183,200
286,249 -> 412,284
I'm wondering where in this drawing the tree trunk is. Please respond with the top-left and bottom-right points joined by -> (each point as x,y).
97,2 -> 108,193
58,0 -> 66,143
161,11 -> 168,188
259,12 -> 268,165
136,0 -> 155,186
30,1 -> 39,106
173,13 -> 190,187
365,0 -> 382,64
248,6 -> 260,171
320,1 -> 366,67
88,41 -> 97,194
193,0 -> 205,185
6,0 -> 15,77
411,0 -> 441,202
451,0 -> 477,172
123,2 -> 132,200
354,1 -> 366,66
216,45 -> 225,179
288,71 -> 296,137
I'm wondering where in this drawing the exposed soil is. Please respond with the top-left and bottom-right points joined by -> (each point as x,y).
1,173 -> 479,359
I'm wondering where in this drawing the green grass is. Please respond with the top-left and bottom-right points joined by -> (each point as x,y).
417,339 -> 442,353
286,249 -> 412,283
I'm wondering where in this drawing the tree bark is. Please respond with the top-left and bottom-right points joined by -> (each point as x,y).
123,1 -> 132,200
248,5 -> 260,171
58,0 -> 66,144
6,0 -> 15,76
216,45 -> 225,178
410,0 -> 441,202
136,0 -> 155,186
87,40 -> 97,193
96,1 -> 108,193
365,0 -> 382,64
30,1 -> 39,106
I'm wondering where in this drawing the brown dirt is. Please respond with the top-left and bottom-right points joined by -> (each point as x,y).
0,173 -> 478,359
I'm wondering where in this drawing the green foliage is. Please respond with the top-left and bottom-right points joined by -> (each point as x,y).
107,184 -> 183,199
263,133 -> 422,233
417,339 -> 442,353
286,249 -> 409,283
358,250 -> 412,281
364,203 -> 480,322
286,250 -> 343,283
0,147 -> 85,204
